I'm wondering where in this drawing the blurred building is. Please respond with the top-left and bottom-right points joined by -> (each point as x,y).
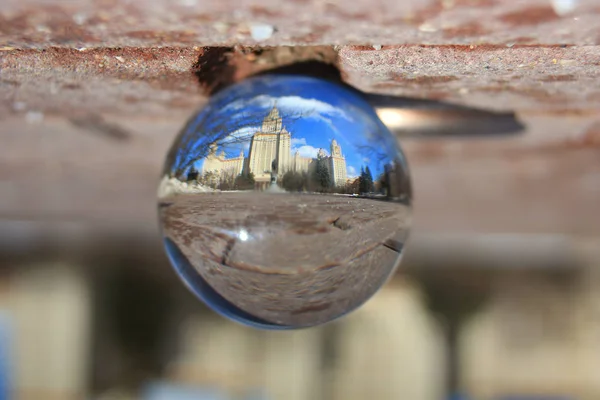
3,255 -> 600,400
202,145 -> 245,183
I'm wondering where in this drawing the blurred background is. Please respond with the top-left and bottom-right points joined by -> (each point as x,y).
2,225 -> 599,400
2,0 -> 600,399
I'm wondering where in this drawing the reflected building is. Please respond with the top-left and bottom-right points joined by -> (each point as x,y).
202,144 -> 245,180
292,150 -> 312,175
247,107 -> 292,183
200,106 -> 348,188
329,139 -> 348,187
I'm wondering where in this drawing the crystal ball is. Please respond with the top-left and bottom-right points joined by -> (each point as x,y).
158,75 -> 412,329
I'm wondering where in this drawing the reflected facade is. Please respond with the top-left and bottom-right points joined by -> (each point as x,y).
158,75 -> 412,329
200,106 -> 349,191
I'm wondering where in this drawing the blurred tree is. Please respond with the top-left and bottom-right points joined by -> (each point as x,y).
364,166 -> 374,193
358,166 -> 375,194
281,170 -> 306,192
234,172 -> 256,190
198,171 -> 219,189
218,173 -> 236,190
313,152 -> 331,191
378,170 -> 388,195
186,165 -> 199,182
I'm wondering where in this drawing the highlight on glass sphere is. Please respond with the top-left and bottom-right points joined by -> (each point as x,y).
158,75 -> 412,329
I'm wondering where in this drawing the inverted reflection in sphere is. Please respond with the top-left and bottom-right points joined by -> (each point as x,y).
158,75 -> 412,329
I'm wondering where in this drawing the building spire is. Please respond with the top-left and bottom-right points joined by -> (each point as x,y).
330,138 -> 342,157
262,103 -> 282,133
266,103 -> 280,120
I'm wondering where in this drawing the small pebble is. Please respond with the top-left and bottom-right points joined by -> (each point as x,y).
418,23 -> 438,32
250,23 -> 275,41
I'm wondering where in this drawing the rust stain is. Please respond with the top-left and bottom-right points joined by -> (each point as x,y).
1,47 -> 197,69
423,91 -> 452,100
323,3 -> 365,20
249,5 -> 282,17
125,30 -> 199,43
125,30 -> 164,39
390,73 -> 459,85
0,14 -> 29,35
0,47 -> 201,94
453,0 -> 496,6
435,43 -> 571,50
370,82 -> 397,90
61,82 -> 81,90
442,22 -> 490,38
499,5 -> 559,27
408,0 -> 496,24
344,44 -> 573,54
178,13 -> 216,23
0,79 -> 20,87
123,95 -> 140,104
0,5 -> 119,44
46,21 -> 99,44
167,98 -> 197,109
290,24 -> 332,44
477,85 -> 568,104
580,122 -> 600,146
346,45 -> 382,51
510,36 -> 536,44
539,74 -> 577,82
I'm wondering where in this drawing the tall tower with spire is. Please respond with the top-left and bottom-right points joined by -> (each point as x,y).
261,106 -> 283,133
247,106 -> 291,184
329,139 -> 348,187
330,139 -> 342,157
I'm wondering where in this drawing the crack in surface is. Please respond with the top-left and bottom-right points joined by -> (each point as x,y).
220,236 -> 236,266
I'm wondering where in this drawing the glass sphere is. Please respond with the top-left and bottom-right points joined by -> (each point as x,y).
158,75 -> 412,329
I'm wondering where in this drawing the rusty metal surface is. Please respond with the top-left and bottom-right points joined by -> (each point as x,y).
1,0 -> 599,256
1,0 -> 600,47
